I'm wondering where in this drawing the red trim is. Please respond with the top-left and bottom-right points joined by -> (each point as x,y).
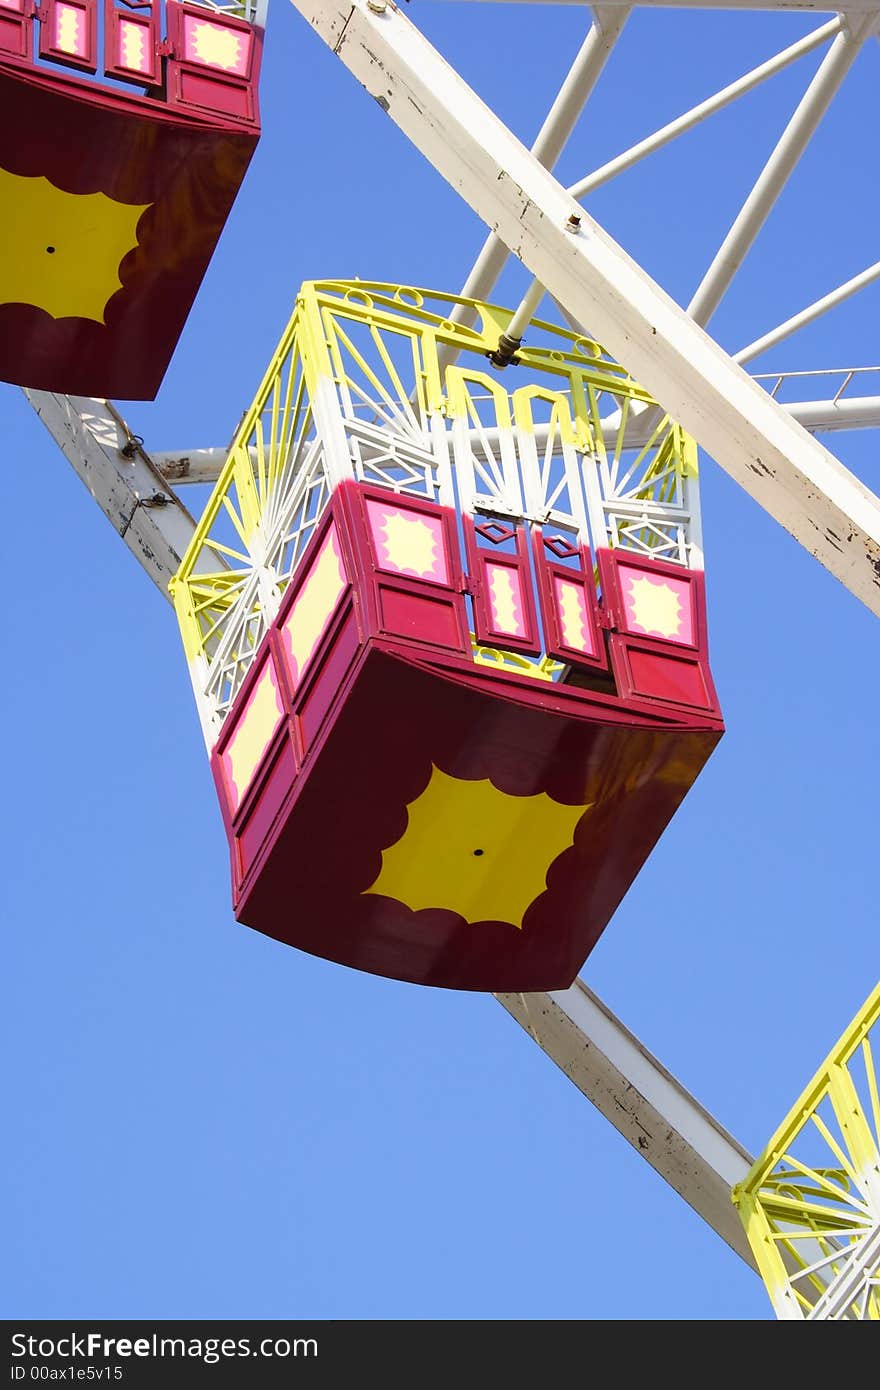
597,547 -> 708,654
38,0 -> 98,72
0,4 -> 30,60
608,634 -> 722,716
103,0 -> 160,85
339,482 -> 470,656
531,528 -> 607,671
164,1 -> 261,125
463,514 -> 541,655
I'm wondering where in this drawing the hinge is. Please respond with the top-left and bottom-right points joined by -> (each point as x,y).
460,572 -> 478,598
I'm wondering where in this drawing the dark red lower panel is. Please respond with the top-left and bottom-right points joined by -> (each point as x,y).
0,61 -> 257,398
234,648 -> 721,992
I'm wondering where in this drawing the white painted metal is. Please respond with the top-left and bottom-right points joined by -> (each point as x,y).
735,263 -> 880,365
292,0 -> 880,615
770,395 -> 880,432
687,16 -> 876,329
150,383 -> 880,487
803,1222 -> 880,1321
496,982 -> 756,1268
503,16 -> 843,343
25,391 -> 200,600
450,4 -> 629,337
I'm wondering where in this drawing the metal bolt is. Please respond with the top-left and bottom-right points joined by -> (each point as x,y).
566,213 -> 581,232
367,0 -> 387,11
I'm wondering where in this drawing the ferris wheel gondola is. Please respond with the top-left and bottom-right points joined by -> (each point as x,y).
0,0 -> 263,398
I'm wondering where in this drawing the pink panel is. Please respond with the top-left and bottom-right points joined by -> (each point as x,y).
552,575 -> 598,658
376,585 -> 463,650
175,68 -> 252,119
464,516 -> 540,654
181,11 -> 252,75
617,563 -> 694,645
219,658 -> 284,815
626,648 -> 711,709
484,559 -> 528,639
279,523 -> 348,689
0,0 -> 26,12
38,0 -> 97,70
366,499 -> 449,584
104,3 -> 159,84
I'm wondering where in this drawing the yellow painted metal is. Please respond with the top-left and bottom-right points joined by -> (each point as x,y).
470,637 -> 564,683
732,982 -> 880,1320
169,280 -> 695,732
363,765 -> 590,928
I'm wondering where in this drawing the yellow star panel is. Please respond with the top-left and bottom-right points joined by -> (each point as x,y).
0,170 -> 149,323
364,766 -> 590,926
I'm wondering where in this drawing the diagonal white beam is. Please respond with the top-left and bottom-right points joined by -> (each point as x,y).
496,983 -> 756,1268
25,390 -> 200,599
291,0 -> 880,615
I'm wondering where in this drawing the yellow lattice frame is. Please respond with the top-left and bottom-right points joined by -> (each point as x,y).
732,982 -> 880,1319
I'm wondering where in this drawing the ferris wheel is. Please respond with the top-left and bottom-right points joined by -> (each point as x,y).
5,0 -> 880,1320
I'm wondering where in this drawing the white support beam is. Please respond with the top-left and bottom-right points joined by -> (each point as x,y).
25,390 -> 200,600
780,395 -> 880,432
496,983 -> 756,1268
291,0 -> 880,615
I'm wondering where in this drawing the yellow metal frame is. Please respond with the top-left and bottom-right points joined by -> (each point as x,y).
732,982 -> 880,1319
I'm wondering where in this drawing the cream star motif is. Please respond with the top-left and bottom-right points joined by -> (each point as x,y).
625,575 -> 683,640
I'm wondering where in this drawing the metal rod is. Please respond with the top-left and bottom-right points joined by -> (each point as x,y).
687,18 -> 873,328
502,17 -> 842,347
735,261 -> 880,365
153,387 -> 880,490
445,4 -> 629,346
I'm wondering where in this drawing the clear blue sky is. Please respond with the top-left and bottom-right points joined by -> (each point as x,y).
4,2 -> 879,1322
